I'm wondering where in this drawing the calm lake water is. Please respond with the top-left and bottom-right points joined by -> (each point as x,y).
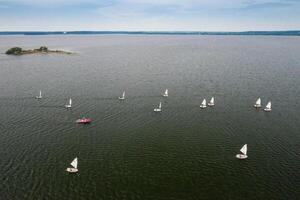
0,35 -> 299,199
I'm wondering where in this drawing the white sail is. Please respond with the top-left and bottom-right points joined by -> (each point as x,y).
201,99 -> 206,106
159,102 -> 162,109
36,90 -> 42,99
70,157 -> 78,169
266,101 -> 271,109
69,98 -> 72,106
240,144 -> 247,155
164,89 -> 168,96
256,98 -> 261,106
254,98 -> 261,107
210,97 -> 214,105
118,91 -> 125,100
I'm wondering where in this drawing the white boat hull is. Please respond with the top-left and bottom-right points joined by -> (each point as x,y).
163,94 -> 168,97
264,108 -> 271,112
66,168 -> 78,173
118,97 -> 125,100
200,105 -> 207,108
254,104 -> 261,108
208,103 -> 214,106
65,105 -> 71,108
236,154 -> 248,159
36,96 -> 42,99
154,108 -> 161,112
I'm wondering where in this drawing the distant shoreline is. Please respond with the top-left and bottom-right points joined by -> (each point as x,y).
0,31 -> 300,36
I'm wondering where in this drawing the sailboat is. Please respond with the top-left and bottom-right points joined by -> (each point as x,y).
154,102 -> 162,112
118,91 -> 125,100
35,90 -> 42,99
236,144 -> 248,159
76,117 -> 92,124
66,157 -> 78,173
65,98 -> 72,108
264,101 -> 272,112
163,89 -> 168,97
208,97 -> 215,106
254,98 -> 261,108
200,99 -> 207,108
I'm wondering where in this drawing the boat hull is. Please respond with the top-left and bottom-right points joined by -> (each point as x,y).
65,105 -> 71,108
208,103 -> 214,106
254,104 -> 261,108
118,97 -> 125,100
76,118 -> 92,124
154,108 -> 161,112
200,105 -> 207,108
264,108 -> 271,112
66,168 -> 78,173
163,94 -> 168,97
236,154 -> 248,159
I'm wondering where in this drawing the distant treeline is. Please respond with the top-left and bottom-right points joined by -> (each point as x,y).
0,31 -> 300,36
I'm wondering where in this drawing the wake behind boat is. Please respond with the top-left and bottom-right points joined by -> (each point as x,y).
236,144 -> 248,159
66,157 -> 78,173
76,117 -> 92,124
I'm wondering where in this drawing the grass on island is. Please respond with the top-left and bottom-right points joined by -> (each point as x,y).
5,46 -> 73,55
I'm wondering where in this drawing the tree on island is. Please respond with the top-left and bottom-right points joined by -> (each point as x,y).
6,47 -> 23,55
37,46 -> 48,52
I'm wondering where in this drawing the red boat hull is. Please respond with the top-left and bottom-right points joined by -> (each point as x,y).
76,118 -> 92,124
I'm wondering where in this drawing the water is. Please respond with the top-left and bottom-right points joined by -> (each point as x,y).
0,35 -> 299,199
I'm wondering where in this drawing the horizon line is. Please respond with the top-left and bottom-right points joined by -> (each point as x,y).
0,30 -> 300,36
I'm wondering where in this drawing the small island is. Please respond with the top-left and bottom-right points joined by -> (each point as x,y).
5,46 -> 73,55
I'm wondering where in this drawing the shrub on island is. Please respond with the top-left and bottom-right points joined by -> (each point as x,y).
6,47 -> 23,55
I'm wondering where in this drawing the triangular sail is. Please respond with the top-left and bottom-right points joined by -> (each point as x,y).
39,91 -> 42,97
70,157 -> 78,169
210,97 -> 214,104
256,98 -> 261,106
266,101 -> 271,109
202,99 -> 206,106
122,91 -> 125,98
69,98 -> 72,105
165,89 -> 168,96
159,102 -> 162,109
240,144 -> 247,155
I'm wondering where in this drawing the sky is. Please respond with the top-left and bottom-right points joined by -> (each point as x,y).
0,0 -> 299,31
